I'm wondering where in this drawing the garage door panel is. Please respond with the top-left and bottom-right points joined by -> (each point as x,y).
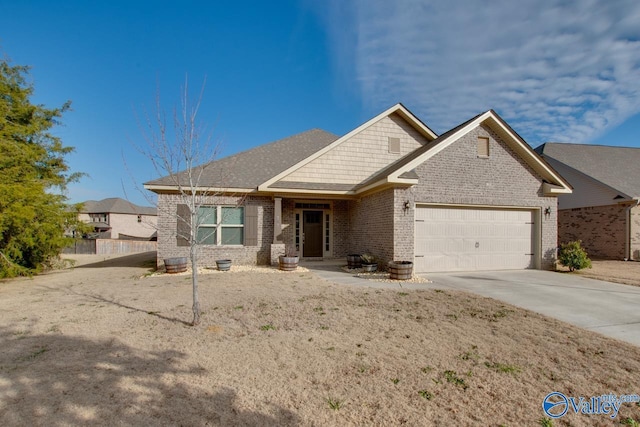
415,206 -> 535,273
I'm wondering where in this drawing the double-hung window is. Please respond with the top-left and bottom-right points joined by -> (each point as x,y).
196,206 -> 244,245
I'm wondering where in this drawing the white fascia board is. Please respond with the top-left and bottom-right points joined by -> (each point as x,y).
354,177 -> 418,195
488,116 -> 572,191
389,111 -> 572,192
260,187 -> 353,196
389,112 -> 492,180
258,104 -> 437,191
542,182 -> 573,195
143,184 -> 255,193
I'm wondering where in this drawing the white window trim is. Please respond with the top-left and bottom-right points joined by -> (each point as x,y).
293,201 -> 333,257
198,205 -> 244,246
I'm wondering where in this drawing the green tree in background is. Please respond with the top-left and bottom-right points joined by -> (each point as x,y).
0,59 -> 83,277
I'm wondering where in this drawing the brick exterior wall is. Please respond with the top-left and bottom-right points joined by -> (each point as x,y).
632,205 -> 640,260
156,193 -> 273,268
332,200 -> 350,257
408,124 -> 558,270
156,123 -> 562,271
348,189 -> 395,264
558,204 -> 627,260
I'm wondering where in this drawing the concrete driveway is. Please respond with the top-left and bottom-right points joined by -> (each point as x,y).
424,270 -> 640,347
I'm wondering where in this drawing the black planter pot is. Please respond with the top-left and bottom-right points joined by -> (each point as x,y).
216,259 -> 232,271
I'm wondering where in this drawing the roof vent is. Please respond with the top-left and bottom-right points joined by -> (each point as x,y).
388,137 -> 400,154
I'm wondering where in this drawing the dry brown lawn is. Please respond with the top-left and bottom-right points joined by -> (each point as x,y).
573,260 -> 640,287
1,252 -> 639,426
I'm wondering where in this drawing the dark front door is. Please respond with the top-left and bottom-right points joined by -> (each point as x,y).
303,210 -> 323,257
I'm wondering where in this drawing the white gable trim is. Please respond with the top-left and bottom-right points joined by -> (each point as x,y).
388,111 -> 572,192
258,103 -> 438,191
143,184 -> 255,193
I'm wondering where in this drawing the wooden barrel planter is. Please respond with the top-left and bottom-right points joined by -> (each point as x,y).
279,255 -> 299,271
216,259 -> 232,271
164,257 -> 188,274
389,261 -> 413,280
347,254 -> 362,269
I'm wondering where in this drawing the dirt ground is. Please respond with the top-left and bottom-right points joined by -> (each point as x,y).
573,260 -> 640,287
1,252 -> 640,426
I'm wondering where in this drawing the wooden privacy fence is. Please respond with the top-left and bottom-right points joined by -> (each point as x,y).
64,239 -> 157,255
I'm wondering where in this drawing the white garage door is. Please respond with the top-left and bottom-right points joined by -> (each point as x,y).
414,206 -> 535,273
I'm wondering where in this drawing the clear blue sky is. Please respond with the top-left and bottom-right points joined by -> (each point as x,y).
2,0 -> 639,207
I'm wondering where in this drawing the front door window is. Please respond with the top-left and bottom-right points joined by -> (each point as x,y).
303,210 -> 323,257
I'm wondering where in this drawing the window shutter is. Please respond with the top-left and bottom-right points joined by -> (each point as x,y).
244,205 -> 258,246
176,204 -> 191,247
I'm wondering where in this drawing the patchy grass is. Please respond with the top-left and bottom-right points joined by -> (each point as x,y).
0,258 -> 639,425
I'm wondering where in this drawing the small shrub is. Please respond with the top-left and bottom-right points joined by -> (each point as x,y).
558,240 -> 592,272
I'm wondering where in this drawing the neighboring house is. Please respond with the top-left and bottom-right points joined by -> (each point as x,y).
79,198 -> 157,240
535,143 -> 640,260
144,104 -> 571,273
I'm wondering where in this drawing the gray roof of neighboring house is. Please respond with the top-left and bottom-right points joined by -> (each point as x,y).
536,143 -> 640,199
145,129 -> 340,189
81,198 -> 157,216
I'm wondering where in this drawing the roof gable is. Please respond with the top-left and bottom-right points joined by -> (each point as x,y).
259,104 -> 438,192
536,143 -> 640,199
363,110 -> 571,195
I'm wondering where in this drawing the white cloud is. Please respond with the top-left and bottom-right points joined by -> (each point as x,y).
325,0 -> 640,144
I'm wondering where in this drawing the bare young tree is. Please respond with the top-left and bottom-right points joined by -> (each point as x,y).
136,77 -> 234,326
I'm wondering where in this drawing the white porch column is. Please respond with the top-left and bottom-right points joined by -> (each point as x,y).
273,197 -> 283,244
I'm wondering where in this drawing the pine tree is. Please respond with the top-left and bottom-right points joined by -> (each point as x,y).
0,59 -> 82,277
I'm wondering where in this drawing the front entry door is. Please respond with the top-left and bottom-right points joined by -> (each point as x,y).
303,210 -> 323,257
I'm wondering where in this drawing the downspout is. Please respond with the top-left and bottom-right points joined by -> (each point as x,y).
625,199 -> 640,260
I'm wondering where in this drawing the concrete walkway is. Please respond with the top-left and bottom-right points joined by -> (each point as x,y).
303,261 -> 640,347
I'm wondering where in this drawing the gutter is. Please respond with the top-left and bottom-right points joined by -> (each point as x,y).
625,198 -> 640,260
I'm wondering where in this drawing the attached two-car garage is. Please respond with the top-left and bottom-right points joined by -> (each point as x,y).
414,205 -> 538,273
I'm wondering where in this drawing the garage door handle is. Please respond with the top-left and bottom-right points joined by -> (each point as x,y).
415,255 -> 424,258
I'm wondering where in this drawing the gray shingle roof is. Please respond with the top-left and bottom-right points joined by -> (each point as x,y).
145,129 -> 340,190
536,143 -> 640,198
81,198 -> 157,216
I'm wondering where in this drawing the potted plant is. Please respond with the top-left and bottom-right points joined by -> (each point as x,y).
388,260 -> 413,280
215,259 -> 232,271
360,254 -> 377,272
279,245 -> 299,271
